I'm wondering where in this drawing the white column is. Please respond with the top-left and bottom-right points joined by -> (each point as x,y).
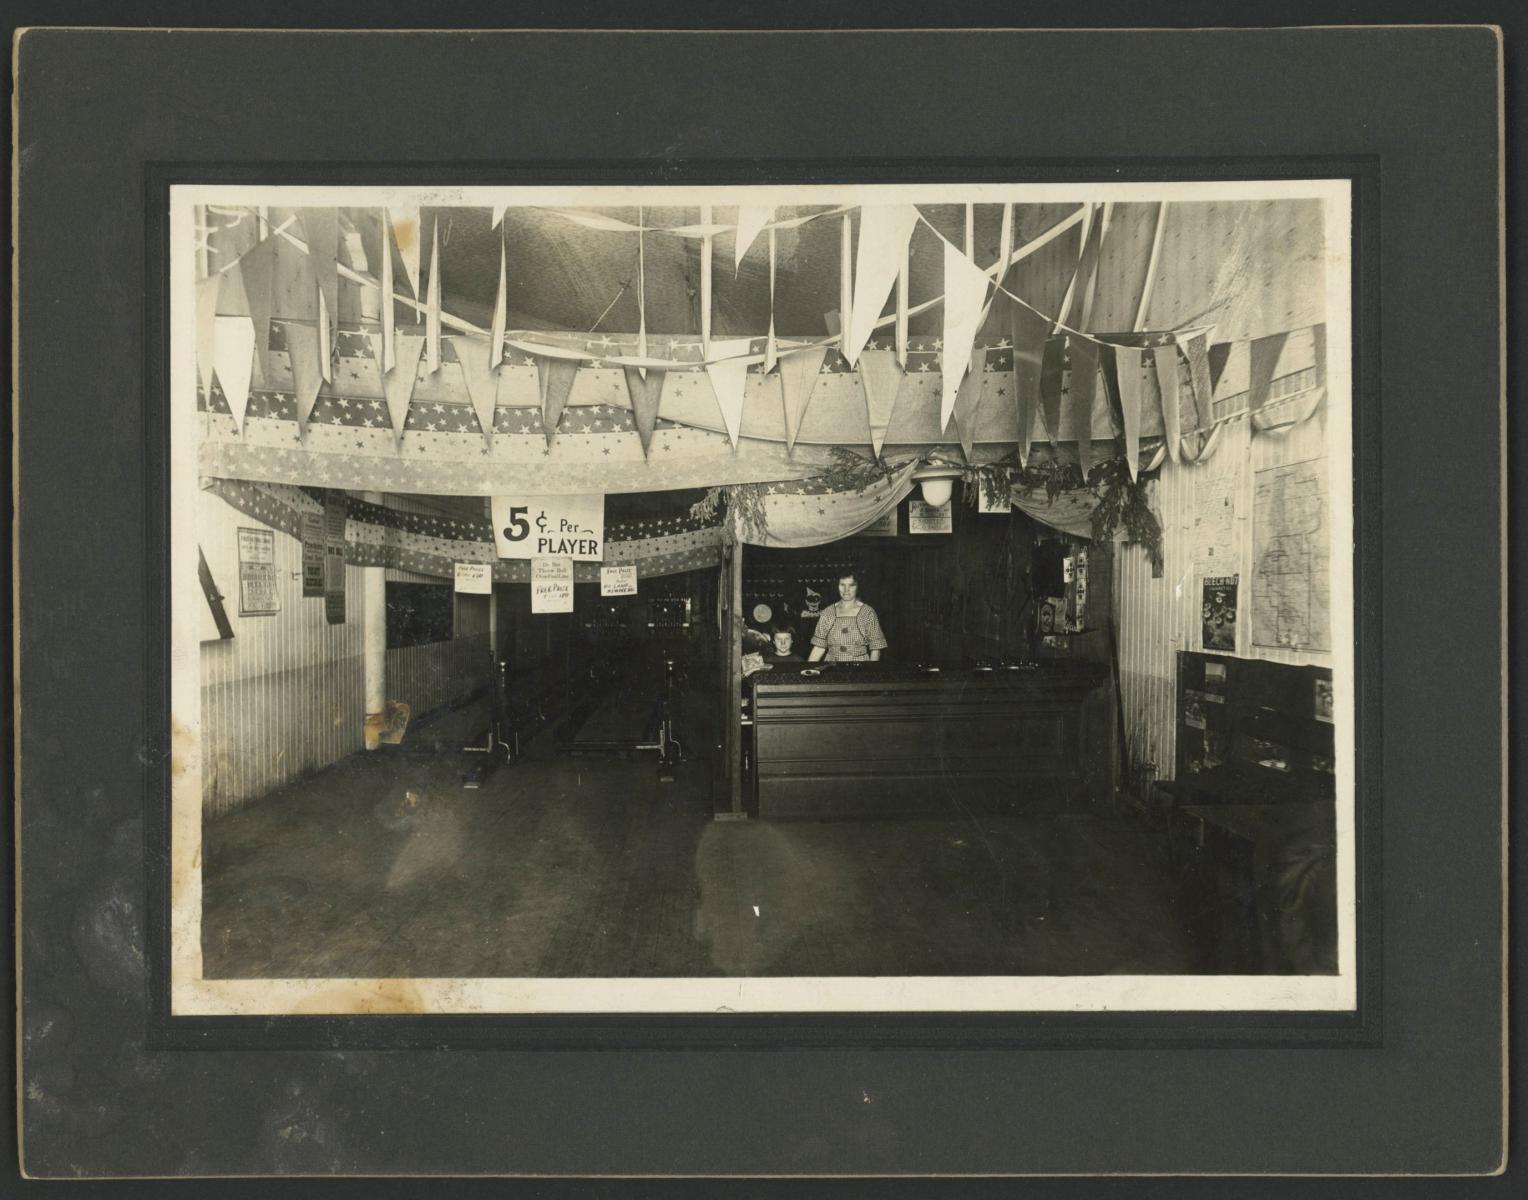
362,490 -> 387,749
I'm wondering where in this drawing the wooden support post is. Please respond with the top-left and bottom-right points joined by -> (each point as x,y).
716,527 -> 746,818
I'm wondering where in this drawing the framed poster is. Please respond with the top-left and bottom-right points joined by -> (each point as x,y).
234,526 -> 278,615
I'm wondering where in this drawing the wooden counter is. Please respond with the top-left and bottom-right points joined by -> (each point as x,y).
748,663 -> 1110,819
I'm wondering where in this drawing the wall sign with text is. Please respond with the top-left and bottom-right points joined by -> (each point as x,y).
492,494 -> 605,561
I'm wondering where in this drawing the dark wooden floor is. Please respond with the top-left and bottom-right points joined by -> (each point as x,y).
202,729 -> 1200,980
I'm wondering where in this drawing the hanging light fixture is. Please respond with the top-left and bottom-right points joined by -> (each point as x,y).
911,462 -> 963,508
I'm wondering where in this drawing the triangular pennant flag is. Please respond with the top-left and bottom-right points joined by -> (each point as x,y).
1312,322 -> 1328,395
535,355 -> 580,446
1180,331 -> 1215,434
1247,331 -> 1289,414
844,205 -> 918,368
1009,298 -> 1051,468
379,209 -> 395,373
450,335 -> 500,448
234,237 -> 279,384
387,206 -> 421,299
1113,346 -> 1146,480
1039,335 -> 1065,445
1068,336 -> 1101,477
1063,208 -> 1105,329
285,322 -> 324,440
302,208 -> 339,363
196,275 -> 221,394
951,346 -> 986,461
490,205 -> 508,229
762,226 -> 779,374
734,205 -> 774,270
777,344 -> 828,456
489,233 -> 508,370
839,214 -> 854,358
317,288 -> 332,383
857,348 -> 904,458
700,204 -> 714,356
1152,343 -> 1182,463
895,252 -> 910,368
379,332 -> 425,449
425,220 -> 442,373
704,338 -> 753,448
212,315 -> 256,434
623,366 -> 667,457
939,238 -> 993,430
1208,340 -> 1233,393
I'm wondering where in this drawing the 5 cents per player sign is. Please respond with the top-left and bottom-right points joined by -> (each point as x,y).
491,494 -> 605,561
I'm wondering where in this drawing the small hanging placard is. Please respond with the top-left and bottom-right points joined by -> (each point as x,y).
323,489 -> 348,625
454,561 -> 493,594
601,564 -> 638,597
531,557 -> 575,614
236,527 -> 279,616
907,499 -> 953,534
300,511 -> 325,597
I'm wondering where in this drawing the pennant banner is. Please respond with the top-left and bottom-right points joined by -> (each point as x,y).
1180,330 -> 1216,458
778,344 -> 828,456
1008,297 -> 1051,467
379,332 -> 425,448
1113,346 -> 1145,480
704,338 -> 753,448
838,214 -> 854,353
940,239 -> 993,430
450,335 -> 499,448
1152,343 -> 1182,463
379,209 -> 395,373
489,232 -> 508,370
285,322 -> 324,440
1247,331 -> 1289,414
623,366 -> 667,457
950,345 -> 986,461
234,237 -> 278,385
302,208 -> 340,378
387,206 -> 422,300
425,219 -> 442,373
1068,335 -> 1101,477
844,205 -> 919,368
196,276 -> 221,394
535,356 -> 580,446
856,348 -> 904,459
1039,334 -> 1065,445
735,205 -> 775,269
212,315 -> 256,434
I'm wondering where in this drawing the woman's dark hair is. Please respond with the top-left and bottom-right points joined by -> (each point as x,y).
835,567 -> 861,585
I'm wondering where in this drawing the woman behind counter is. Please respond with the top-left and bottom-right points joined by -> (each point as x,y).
808,570 -> 887,663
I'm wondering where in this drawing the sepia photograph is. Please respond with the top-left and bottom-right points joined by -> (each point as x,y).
168,181 -> 1355,1016
15,18 -> 1509,1182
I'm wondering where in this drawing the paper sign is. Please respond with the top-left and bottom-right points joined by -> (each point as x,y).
530,557 -> 575,613
492,493 -> 605,561
236,527 -> 279,615
1202,574 -> 1239,651
454,561 -> 492,594
300,511 -> 325,597
601,564 -> 638,596
907,499 -> 953,534
323,489 -> 347,625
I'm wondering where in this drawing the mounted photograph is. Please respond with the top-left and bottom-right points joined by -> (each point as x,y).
168,180 -> 1355,1016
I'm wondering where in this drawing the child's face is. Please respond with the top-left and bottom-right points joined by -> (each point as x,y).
772,630 -> 794,655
